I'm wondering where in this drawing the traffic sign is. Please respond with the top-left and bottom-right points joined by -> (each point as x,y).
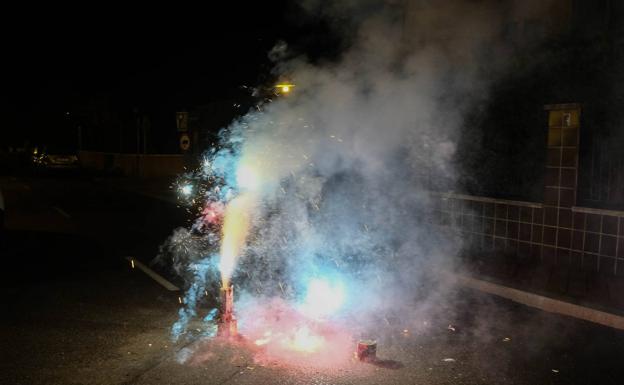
180,134 -> 190,151
176,112 -> 188,131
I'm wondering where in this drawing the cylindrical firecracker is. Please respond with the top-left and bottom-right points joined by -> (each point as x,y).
218,284 -> 237,337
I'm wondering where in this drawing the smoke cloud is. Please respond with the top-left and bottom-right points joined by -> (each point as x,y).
158,0 -> 544,364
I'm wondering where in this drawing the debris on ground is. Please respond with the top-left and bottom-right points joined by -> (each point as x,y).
442,358 -> 456,362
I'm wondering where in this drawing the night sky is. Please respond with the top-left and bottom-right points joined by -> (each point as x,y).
3,2 -> 341,150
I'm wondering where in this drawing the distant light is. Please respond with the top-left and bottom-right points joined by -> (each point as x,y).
66,111 -> 70,116
276,83 -> 295,94
180,184 -> 193,196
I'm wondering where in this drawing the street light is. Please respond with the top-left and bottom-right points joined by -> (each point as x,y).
275,83 -> 295,94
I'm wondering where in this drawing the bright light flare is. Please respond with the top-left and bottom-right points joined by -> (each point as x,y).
179,183 -> 193,196
239,298 -> 353,367
300,278 -> 346,318
276,83 -> 295,93
288,326 -> 324,353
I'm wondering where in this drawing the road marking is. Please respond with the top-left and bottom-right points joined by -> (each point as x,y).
52,206 -> 71,218
126,257 -> 180,291
445,271 -> 624,331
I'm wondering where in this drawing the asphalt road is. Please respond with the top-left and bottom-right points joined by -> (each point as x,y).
1,172 -> 624,385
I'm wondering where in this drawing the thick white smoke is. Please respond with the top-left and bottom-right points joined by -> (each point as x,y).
161,0 -> 533,356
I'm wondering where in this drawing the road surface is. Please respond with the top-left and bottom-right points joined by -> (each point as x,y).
1,172 -> 623,385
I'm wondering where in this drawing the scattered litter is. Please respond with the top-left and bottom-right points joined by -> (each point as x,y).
148,343 -> 152,347
552,369 -> 559,373
503,337 -> 511,342
403,329 -> 409,334
247,366 -> 255,370
442,358 -> 456,362
447,325 -> 456,332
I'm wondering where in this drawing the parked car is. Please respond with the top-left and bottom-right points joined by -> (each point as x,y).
33,145 -> 79,168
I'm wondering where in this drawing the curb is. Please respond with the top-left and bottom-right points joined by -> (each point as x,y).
445,271 -> 624,330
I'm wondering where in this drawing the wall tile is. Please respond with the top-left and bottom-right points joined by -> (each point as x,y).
520,207 -> 532,223
558,229 -> 571,248
601,235 -> 617,257
584,232 -> 600,253
547,148 -> 561,167
602,216 -> 617,235
473,216 -> 484,233
572,230 -> 584,251
573,212 -> 585,230
548,128 -> 562,146
508,221 -> 519,240
561,148 -> 577,167
562,127 -> 578,146
484,203 -> 495,218
495,204 -> 508,219
533,208 -> 544,224
558,209 -> 572,229
494,237 -> 506,251
519,223 -> 532,241
508,205 -> 519,221
544,206 -> 558,226
483,235 -> 494,251
561,168 -> 576,188
559,188 -> 575,207
532,225 -> 543,243
495,219 -> 507,237
570,251 -> 583,270
544,227 -> 556,246
471,201 -> 483,214
586,214 -> 601,233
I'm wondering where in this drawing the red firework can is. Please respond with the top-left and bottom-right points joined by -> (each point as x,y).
356,340 -> 377,362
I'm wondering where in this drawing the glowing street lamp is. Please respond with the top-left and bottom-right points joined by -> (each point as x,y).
275,83 -> 295,94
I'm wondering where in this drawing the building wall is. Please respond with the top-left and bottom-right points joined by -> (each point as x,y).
433,103 -> 624,276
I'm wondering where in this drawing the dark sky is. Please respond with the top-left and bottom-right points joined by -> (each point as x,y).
3,2 -> 341,149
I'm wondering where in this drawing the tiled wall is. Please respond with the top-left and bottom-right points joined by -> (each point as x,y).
433,103 -> 624,276
434,195 -> 624,276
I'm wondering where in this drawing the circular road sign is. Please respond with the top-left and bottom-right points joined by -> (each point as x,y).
180,134 -> 191,151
